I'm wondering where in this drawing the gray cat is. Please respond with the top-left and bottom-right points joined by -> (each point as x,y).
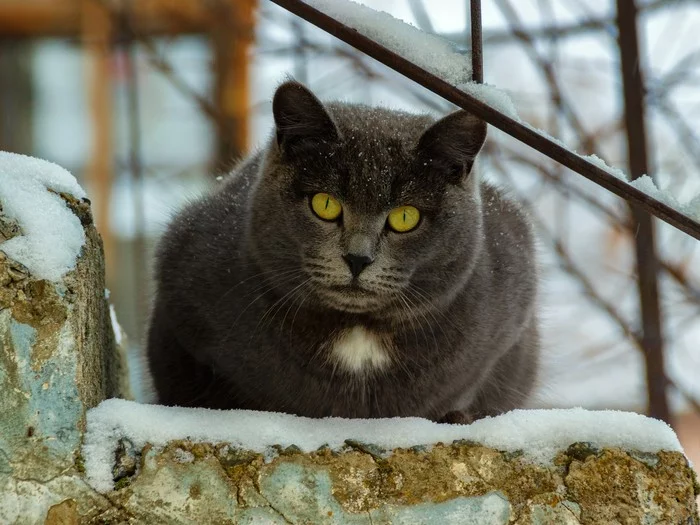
146,81 -> 539,423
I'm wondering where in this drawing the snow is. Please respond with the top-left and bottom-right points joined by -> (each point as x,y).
305,0 -> 471,85
0,151 -> 87,281
577,159 -> 700,222
109,303 -> 124,346
105,288 -> 125,346
517,132 -> 700,223
0,151 -> 87,199
689,194 -> 700,222
628,174 -> 700,221
581,153 -> 628,181
304,1 -> 525,122
84,398 -> 683,493
459,82 -> 520,120
580,152 -> 698,221
522,122 -> 569,150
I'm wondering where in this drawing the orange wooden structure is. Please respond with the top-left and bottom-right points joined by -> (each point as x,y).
0,0 -> 256,284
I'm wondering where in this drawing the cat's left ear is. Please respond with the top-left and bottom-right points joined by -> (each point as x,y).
272,81 -> 340,158
416,111 -> 487,182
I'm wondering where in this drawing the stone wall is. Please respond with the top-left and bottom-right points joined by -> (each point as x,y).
97,437 -> 698,524
0,193 -> 698,524
0,194 -> 129,523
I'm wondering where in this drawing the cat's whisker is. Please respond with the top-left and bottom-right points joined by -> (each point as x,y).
408,283 -> 462,333
253,277 -> 313,337
399,290 -> 439,359
364,279 -> 398,293
242,269 -> 307,301
304,260 -> 334,270
278,279 -> 314,332
403,285 -> 453,351
223,271 -> 307,343
219,248 -> 301,265
395,292 -> 424,350
402,310 -> 461,395
213,266 -> 305,310
392,293 -> 423,379
289,285 -> 314,339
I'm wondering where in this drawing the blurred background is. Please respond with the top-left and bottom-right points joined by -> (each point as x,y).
0,0 -> 698,462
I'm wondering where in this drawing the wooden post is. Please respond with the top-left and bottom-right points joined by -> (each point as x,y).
212,0 -> 256,170
81,0 -> 115,287
0,41 -> 33,153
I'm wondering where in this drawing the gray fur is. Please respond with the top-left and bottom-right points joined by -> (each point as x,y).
146,81 -> 539,421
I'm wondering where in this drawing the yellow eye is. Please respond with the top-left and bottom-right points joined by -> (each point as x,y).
387,205 -> 421,233
311,193 -> 342,221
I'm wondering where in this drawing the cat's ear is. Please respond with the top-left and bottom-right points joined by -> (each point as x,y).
416,111 -> 486,182
272,81 -> 340,157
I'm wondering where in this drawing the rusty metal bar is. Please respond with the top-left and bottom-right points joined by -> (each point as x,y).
616,0 -> 670,424
470,0 -> 483,83
268,0 -> 700,241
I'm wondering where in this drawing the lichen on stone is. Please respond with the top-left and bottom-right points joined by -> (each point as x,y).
102,439 -> 698,524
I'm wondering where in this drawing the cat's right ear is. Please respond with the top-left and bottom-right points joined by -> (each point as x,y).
272,81 -> 340,158
416,110 -> 487,183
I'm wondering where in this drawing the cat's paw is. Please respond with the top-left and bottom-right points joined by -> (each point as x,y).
438,410 -> 474,425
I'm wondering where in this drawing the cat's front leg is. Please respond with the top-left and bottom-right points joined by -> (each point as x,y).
437,410 -> 475,425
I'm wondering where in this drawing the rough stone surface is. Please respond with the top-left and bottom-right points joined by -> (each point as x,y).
0,194 -> 128,524
84,439 -> 695,524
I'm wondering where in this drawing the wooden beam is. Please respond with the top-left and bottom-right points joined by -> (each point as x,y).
212,0 -> 256,167
81,0 -> 115,285
0,0 -> 216,38
0,41 -> 33,152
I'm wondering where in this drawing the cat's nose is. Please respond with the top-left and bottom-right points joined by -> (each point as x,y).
343,253 -> 373,278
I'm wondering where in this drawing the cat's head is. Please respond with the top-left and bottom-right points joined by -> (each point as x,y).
248,81 -> 487,318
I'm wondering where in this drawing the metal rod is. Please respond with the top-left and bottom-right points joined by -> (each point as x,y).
616,0 -> 670,424
470,0 -> 483,83
269,0 -> 700,241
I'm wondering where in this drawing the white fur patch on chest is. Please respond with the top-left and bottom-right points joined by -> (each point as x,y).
328,326 -> 392,374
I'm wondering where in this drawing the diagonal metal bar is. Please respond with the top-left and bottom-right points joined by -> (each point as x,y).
268,0 -> 700,242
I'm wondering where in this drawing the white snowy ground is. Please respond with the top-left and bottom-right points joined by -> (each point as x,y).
0,151 -> 87,281
83,398 -> 683,493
